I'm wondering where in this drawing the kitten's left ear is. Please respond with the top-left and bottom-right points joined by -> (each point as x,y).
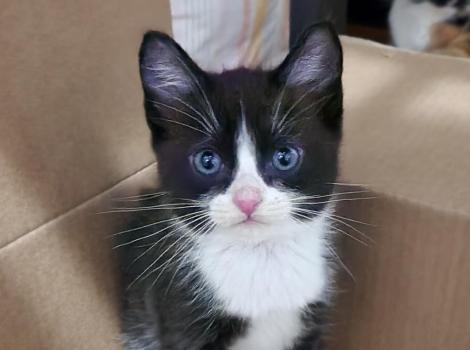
276,22 -> 343,91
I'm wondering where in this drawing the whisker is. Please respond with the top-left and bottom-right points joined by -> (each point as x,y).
163,222 -> 215,296
111,191 -> 168,202
174,55 -> 220,130
146,219 -> 211,288
278,97 -> 329,134
114,211 -> 209,248
292,196 -> 376,206
290,190 -> 371,201
149,100 -> 215,135
126,215 -> 209,289
292,211 -> 368,246
292,207 -> 373,242
100,203 -> 205,214
327,182 -> 369,187
271,86 -> 287,130
327,213 -> 374,227
275,89 -> 310,132
111,210 -> 207,236
329,225 -> 369,247
155,117 -> 211,137
326,244 -> 355,282
170,95 -> 216,133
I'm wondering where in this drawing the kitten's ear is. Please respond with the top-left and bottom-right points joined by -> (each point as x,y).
276,22 -> 342,91
139,31 -> 204,102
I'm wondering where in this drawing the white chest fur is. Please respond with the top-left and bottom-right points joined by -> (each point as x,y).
229,309 -> 303,350
193,213 -> 331,320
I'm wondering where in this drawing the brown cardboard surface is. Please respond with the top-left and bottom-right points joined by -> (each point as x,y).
1,3 -> 470,349
0,165 -> 157,350
0,0 -> 170,247
340,37 -> 470,217
330,195 -> 470,350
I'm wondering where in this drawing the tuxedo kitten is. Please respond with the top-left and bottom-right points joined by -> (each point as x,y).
117,23 -> 343,350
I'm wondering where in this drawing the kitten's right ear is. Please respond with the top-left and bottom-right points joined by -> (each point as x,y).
139,31 -> 204,103
276,22 -> 342,92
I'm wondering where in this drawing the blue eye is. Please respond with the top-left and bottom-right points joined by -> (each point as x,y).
273,146 -> 301,171
193,149 -> 222,175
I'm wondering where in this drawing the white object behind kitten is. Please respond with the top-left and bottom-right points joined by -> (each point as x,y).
170,0 -> 289,71
389,0 -> 459,50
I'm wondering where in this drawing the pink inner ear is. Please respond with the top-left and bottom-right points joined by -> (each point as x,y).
233,186 -> 262,216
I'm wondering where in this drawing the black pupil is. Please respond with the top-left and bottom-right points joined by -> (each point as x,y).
201,151 -> 215,169
277,148 -> 292,167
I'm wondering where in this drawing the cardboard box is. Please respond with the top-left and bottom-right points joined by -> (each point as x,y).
1,1 -> 469,349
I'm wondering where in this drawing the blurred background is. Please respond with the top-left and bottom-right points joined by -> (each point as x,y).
171,0 -> 470,72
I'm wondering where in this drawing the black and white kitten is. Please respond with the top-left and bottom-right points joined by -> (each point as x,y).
117,23 -> 343,350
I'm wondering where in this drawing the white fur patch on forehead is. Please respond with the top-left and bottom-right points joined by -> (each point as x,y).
208,115 -> 294,228
235,119 -> 261,180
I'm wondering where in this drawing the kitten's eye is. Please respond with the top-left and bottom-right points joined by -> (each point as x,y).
193,150 -> 222,175
272,147 -> 301,171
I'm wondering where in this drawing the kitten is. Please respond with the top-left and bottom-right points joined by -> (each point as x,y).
117,22 -> 343,350
389,0 -> 470,51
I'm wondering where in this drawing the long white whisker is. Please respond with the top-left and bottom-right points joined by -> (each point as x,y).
101,204 -> 205,214
150,100 -> 214,135
272,86 -> 287,130
289,190 -> 371,201
293,196 -> 376,206
112,191 -> 168,202
292,207 -> 373,242
126,215 -> 209,288
278,97 -> 328,134
293,207 -> 372,242
329,224 -> 369,247
327,182 -> 369,187
156,117 -> 211,137
112,210 -> 207,236
292,211 -> 368,246
327,212 -> 374,227
115,211 -> 209,248
162,222 -> 215,296
174,55 -> 220,130
326,244 -> 356,282
275,89 -> 311,131
147,218 -> 211,288
170,95 -> 216,133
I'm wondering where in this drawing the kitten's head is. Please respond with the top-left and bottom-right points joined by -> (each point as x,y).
139,23 -> 343,238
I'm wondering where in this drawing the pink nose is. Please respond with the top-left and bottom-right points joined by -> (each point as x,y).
233,186 -> 262,216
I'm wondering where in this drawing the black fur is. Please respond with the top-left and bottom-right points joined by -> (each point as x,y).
117,22 -> 343,350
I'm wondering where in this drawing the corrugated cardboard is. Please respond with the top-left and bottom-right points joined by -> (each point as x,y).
1,2 -> 469,349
